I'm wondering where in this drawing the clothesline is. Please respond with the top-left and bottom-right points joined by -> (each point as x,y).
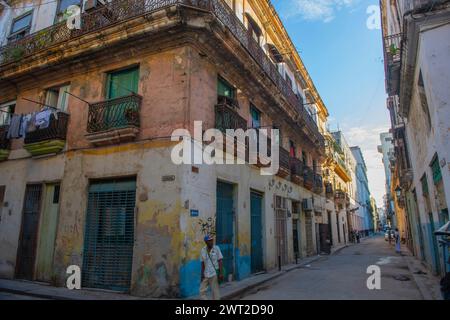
6,106 -> 61,140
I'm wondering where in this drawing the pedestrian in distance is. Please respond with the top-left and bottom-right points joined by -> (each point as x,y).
394,228 -> 401,254
200,234 -> 224,300
356,231 -> 360,243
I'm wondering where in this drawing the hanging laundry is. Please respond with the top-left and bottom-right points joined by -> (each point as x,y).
7,114 -> 22,139
35,109 -> 52,129
20,113 -> 32,138
26,112 -> 37,133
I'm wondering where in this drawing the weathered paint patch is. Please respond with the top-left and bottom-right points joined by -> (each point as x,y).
179,259 -> 201,298
235,249 -> 251,281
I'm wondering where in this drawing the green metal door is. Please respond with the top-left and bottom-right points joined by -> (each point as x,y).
105,67 -> 139,129
82,179 -> 136,292
216,181 -> 234,281
250,191 -> 263,273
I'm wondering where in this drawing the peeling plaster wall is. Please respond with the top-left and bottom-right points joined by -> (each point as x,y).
0,155 -> 65,277
405,23 -> 450,275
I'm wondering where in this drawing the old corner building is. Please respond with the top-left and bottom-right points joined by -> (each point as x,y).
0,0 -> 367,298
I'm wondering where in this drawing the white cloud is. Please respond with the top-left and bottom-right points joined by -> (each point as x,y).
342,124 -> 389,208
285,0 -> 358,22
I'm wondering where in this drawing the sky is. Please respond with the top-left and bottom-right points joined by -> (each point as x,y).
271,0 -> 390,208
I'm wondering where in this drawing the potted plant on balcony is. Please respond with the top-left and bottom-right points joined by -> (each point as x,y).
2,46 -> 25,62
124,106 -> 139,125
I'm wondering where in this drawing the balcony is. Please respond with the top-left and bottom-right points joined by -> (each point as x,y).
23,112 -> 69,157
85,94 -> 141,146
400,168 -> 414,189
0,125 -> 10,161
277,147 -> 290,178
0,0 -> 324,150
290,157 -> 304,185
383,33 -> 402,96
334,189 -> 346,206
313,173 -> 323,195
303,166 -> 314,190
215,102 -> 247,133
325,182 -> 333,199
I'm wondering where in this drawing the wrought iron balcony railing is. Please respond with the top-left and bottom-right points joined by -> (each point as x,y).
87,94 -> 142,133
313,173 -> 323,194
0,125 -> 10,149
325,182 -> 333,197
0,0 -> 324,148
24,112 -> 70,144
289,157 -> 303,176
278,146 -> 290,174
334,189 -> 346,205
303,165 -> 314,190
215,103 -> 247,133
217,95 -> 239,109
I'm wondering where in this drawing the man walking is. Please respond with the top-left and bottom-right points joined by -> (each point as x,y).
200,234 -> 224,300
394,228 -> 401,254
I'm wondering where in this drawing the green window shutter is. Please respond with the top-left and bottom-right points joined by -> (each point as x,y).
421,175 -> 429,195
430,157 -> 442,184
250,105 -> 261,128
217,77 -> 234,99
107,67 -> 139,99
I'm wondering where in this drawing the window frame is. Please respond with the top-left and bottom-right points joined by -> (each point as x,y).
44,84 -> 71,112
8,10 -> 33,42
250,104 -> 261,129
105,65 -> 140,100
217,76 -> 236,100
0,101 -> 16,126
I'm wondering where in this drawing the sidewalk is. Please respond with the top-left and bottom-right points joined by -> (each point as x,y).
0,244 -> 350,300
401,250 -> 443,300
0,278 -> 147,300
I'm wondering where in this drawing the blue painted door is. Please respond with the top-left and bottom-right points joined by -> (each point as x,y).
216,181 -> 234,281
251,191 -> 263,273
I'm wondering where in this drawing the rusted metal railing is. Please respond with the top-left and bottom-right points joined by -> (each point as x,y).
279,146 -> 290,173
87,94 -> 142,133
313,173 -> 323,194
24,112 -> 69,144
303,165 -> 314,190
215,102 -> 247,132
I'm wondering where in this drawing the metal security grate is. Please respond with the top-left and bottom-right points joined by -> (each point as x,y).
82,179 -> 136,292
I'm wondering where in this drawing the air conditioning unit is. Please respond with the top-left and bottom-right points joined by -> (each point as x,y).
84,0 -> 106,11
302,198 -> 313,211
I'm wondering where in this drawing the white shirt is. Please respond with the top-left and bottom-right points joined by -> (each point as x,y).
201,245 -> 223,279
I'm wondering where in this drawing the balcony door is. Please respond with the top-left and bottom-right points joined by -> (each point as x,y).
105,67 -> 139,129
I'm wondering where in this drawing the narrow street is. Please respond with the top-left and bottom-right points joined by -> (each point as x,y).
239,236 -> 426,300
